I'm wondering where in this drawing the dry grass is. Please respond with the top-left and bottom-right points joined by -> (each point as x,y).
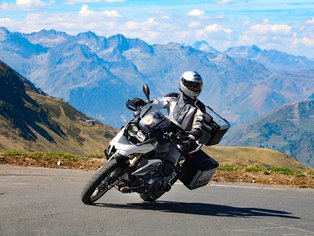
203,146 -> 308,170
0,90 -> 117,156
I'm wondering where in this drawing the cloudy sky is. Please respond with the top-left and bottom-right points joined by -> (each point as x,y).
0,0 -> 314,57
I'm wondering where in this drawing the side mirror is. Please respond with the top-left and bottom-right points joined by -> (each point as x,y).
143,84 -> 151,103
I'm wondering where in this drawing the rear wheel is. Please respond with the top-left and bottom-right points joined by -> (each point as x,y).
81,159 -> 127,204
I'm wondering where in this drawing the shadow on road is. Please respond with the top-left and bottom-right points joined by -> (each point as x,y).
94,201 -> 300,219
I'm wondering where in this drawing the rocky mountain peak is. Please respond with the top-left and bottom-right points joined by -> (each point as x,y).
192,40 -> 220,53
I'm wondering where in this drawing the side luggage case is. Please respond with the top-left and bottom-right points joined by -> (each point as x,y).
179,150 -> 219,190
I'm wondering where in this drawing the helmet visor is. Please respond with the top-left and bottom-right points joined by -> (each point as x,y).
182,78 -> 203,92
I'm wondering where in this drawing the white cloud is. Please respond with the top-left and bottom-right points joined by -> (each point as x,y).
16,0 -> 46,6
242,20 -> 250,26
65,0 -> 125,4
215,0 -> 237,4
161,16 -> 171,20
188,21 -> 203,29
300,37 -> 314,46
203,23 -> 232,34
80,4 -> 91,14
306,17 -> 314,24
292,36 -> 314,47
238,20 -> 295,51
120,17 -> 177,43
187,9 -> 205,18
79,4 -> 121,17
0,18 -> 11,23
0,0 -> 49,10
250,22 -> 292,35
123,18 -> 159,31
124,21 -> 139,30
0,2 -> 9,10
214,14 -> 226,19
195,23 -> 232,41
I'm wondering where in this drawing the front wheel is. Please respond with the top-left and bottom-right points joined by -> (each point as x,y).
81,159 -> 127,205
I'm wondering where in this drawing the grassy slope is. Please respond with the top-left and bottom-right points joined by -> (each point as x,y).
203,146 -> 308,170
0,88 -> 117,155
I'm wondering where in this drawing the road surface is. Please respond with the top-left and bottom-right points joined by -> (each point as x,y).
1,166 -> 314,236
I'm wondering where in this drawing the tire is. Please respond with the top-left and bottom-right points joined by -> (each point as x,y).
81,159 -> 126,205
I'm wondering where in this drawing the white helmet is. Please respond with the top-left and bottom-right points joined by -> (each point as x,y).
179,71 -> 203,99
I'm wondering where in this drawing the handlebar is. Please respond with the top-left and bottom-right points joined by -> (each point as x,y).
163,131 -> 203,155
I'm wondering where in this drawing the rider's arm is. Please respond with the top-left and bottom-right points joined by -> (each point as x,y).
190,108 -> 205,140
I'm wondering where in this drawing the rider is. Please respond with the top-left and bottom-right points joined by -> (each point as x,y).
161,70 -> 205,176
130,71 -> 206,177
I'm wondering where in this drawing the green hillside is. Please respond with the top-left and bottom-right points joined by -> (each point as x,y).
222,100 -> 314,167
0,61 -> 116,155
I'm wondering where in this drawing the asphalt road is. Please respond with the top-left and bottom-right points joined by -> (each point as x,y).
1,166 -> 314,236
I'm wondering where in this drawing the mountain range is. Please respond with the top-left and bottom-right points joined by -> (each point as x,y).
0,60 -> 116,155
0,27 -> 313,167
0,60 -> 310,169
1,27 -> 313,128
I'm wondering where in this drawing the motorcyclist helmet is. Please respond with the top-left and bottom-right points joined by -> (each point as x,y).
179,71 -> 203,99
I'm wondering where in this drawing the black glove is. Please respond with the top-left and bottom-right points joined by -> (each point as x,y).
132,98 -> 145,107
180,134 -> 197,150
126,97 -> 145,111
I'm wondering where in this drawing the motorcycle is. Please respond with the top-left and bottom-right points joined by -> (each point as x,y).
81,84 -> 229,204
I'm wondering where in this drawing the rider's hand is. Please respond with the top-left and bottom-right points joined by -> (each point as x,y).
181,134 -> 196,148
131,97 -> 145,107
126,97 -> 145,111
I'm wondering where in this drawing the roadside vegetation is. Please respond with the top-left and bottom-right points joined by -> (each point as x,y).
0,150 -> 105,170
1,149 -> 313,188
219,164 -> 314,179
1,150 -> 103,160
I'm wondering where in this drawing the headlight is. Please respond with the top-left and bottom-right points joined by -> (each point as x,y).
127,124 -> 139,137
142,114 -> 155,126
136,130 -> 146,142
127,124 -> 147,142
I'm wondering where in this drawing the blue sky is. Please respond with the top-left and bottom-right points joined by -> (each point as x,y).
0,0 -> 314,57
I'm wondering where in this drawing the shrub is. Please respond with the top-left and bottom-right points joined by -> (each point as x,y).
296,172 -> 307,177
3,150 -> 83,160
263,169 -> 272,175
245,165 -> 264,172
270,167 -> 295,175
219,164 -> 239,171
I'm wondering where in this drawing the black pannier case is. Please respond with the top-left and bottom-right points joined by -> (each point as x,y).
200,106 -> 230,146
179,150 -> 219,190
